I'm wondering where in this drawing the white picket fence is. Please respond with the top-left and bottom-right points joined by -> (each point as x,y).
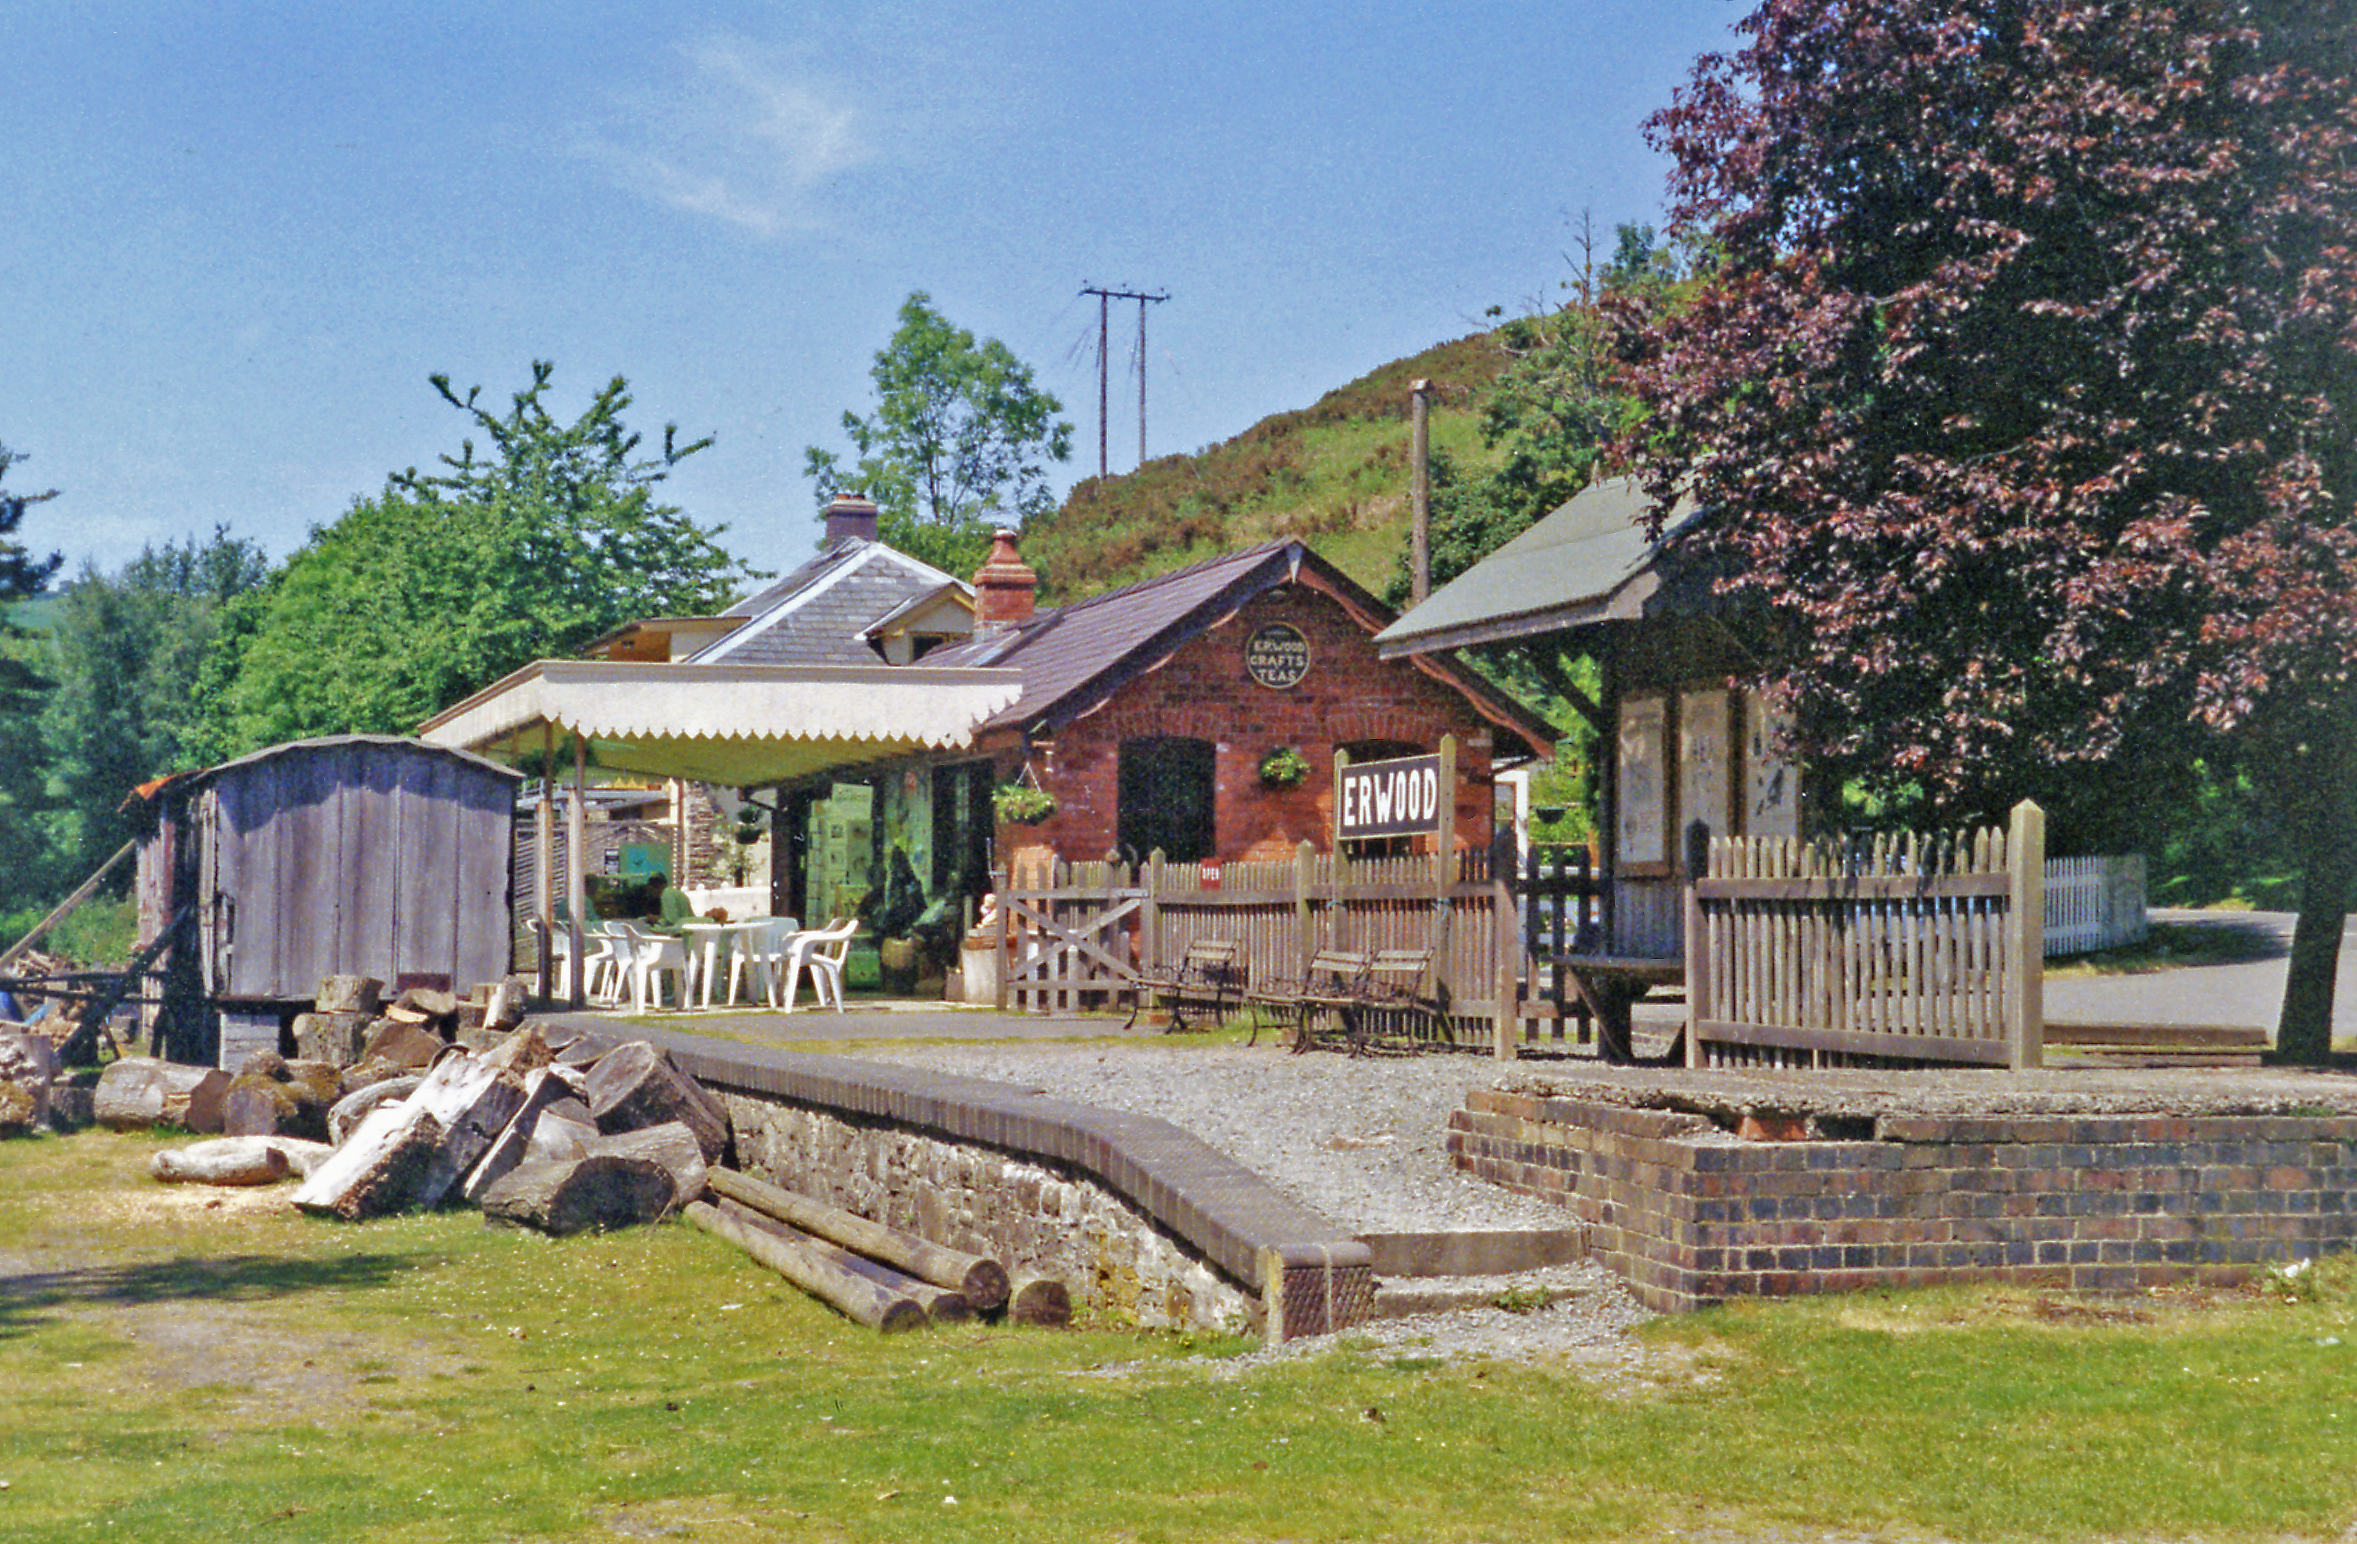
2042,854 -> 2146,958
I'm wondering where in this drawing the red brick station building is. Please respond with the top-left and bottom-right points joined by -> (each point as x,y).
426,495 -> 1555,933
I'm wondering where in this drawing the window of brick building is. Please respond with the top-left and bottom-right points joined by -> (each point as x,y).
1118,736 -> 1216,863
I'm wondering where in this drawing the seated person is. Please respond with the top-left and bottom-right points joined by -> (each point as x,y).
650,871 -> 699,934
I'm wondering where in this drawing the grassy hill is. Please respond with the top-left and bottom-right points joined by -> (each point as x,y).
1024,328 -> 1513,603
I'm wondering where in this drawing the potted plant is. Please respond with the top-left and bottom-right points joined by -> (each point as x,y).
1258,745 -> 1311,788
992,782 -> 1057,826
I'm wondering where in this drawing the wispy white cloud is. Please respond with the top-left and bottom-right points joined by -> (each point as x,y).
580,34 -> 876,238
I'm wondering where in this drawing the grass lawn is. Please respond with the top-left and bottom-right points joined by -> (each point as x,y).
5,1128 -> 2356,1543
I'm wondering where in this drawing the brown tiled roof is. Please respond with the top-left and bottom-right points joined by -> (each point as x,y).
927,540 -> 1552,757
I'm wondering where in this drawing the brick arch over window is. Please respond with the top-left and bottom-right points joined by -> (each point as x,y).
1093,707 -> 1232,745
1328,711 -> 1444,749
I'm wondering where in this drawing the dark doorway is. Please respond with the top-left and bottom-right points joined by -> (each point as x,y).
1119,736 -> 1216,863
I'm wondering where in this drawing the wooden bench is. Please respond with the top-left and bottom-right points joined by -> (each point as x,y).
1119,937 -> 1247,1035
1543,953 -> 1684,1065
1247,948 -> 1371,1052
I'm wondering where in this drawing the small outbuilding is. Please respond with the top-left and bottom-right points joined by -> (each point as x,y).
130,735 -> 522,1063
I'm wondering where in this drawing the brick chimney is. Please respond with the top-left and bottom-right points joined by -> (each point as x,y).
972,528 -> 1038,631
823,492 -> 881,546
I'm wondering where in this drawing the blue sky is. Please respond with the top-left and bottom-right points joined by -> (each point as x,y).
4,1 -> 1744,583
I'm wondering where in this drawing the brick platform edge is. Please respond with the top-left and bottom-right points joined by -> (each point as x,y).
618,1028 -> 1374,1341
1448,1089 -> 2357,1314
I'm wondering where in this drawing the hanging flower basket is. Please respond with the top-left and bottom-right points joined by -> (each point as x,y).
993,783 -> 1058,826
1258,746 -> 1312,788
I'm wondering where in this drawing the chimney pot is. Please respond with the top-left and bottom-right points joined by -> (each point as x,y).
972,527 -> 1038,629
824,493 -> 881,547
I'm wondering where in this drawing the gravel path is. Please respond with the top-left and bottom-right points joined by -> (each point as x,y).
839,1040 -> 1659,1368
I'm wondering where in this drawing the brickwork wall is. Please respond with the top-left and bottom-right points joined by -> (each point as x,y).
723,1093 -> 1260,1334
1449,1089 -> 2357,1313
1005,585 -> 1500,864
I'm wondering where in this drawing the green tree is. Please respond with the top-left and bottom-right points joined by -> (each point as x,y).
1388,218 -> 1686,609
43,528 -> 269,873
209,363 -> 745,751
1628,0 -> 2357,1059
0,441 -> 64,899
804,292 -> 1073,575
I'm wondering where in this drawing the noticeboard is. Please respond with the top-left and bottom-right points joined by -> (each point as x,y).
1336,753 -> 1443,840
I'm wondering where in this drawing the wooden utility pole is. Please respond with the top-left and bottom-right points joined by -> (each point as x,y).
1080,284 -> 1168,478
1410,378 -> 1433,603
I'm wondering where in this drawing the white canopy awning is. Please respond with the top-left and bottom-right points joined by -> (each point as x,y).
418,659 -> 1022,787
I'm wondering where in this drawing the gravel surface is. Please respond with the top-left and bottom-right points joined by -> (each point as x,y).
841,1041 -> 1658,1367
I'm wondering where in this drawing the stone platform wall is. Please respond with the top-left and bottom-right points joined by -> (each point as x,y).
621,1032 -> 1372,1341
1450,1089 -> 2357,1313
722,1092 -> 1259,1333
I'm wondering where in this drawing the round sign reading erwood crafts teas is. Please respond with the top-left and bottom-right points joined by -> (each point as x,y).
1244,623 -> 1310,689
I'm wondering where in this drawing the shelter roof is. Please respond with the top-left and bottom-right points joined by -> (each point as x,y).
1373,477 -> 1702,658
416,660 -> 1021,789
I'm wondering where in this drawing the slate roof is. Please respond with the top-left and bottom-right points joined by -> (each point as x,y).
1372,477 -> 1702,657
688,540 -> 965,669
927,540 -> 1554,756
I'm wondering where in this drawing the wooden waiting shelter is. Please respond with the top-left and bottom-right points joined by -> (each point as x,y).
1373,478 -> 1809,1057
418,659 -> 1020,1002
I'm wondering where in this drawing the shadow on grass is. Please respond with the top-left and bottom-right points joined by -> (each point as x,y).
0,1251 -> 418,1339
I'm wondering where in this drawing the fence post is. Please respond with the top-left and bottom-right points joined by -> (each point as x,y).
1143,849 -> 1164,983
1293,841 -> 1316,975
1685,831 -> 1711,1070
2006,800 -> 2045,1068
993,863 -> 1011,1014
1492,857 -> 1518,1061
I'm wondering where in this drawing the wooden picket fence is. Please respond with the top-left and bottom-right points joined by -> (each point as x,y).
996,845 -> 1518,1049
1685,801 -> 2045,1070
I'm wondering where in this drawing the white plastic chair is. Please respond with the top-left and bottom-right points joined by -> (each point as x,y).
777,917 -> 858,1012
611,922 -> 692,1013
545,918 -> 623,1005
730,917 -> 801,1006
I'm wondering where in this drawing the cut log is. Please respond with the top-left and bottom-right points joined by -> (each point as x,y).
584,1040 -> 728,1162
291,1104 -> 447,1220
0,1032 -> 59,1136
460,1066 -> 591,1206
313,975 -> 384,1016
480,1154 -> 676,1236
294,1052 -> 523,1219
480,1021 -> 554,1076
1005,1273 -> 1073,1327
358,1020 -> 444,1069
524,1099 -> 598,1165
396,986 -> 459,1021
722,1202 -> 971,1325
292,1011 -> 370,1066
579,1121 -> 708,1211
706,1167 -> 1009,1311
151,1135 -> 331,1185
94,1058 -> 230,1134
326,1075 -> 423,1147
483,980 -> 528,1033
687,1198 -> 927,1333
221,1060 -> 341,1143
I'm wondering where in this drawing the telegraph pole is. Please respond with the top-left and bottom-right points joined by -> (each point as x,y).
1080,284 -> 1168,479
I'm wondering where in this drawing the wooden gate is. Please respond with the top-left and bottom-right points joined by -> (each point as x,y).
998,855 -> 1145,1013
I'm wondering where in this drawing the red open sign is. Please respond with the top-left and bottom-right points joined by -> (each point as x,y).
1197,861 -> 1222,890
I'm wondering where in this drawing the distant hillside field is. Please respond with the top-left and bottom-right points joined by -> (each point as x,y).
1025,329 -> 1512,602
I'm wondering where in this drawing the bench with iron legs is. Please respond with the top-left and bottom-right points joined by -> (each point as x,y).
1343,947 -> 1443,1055
1119,937 -> 1247,1035
1245,948 -> 1370,1053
